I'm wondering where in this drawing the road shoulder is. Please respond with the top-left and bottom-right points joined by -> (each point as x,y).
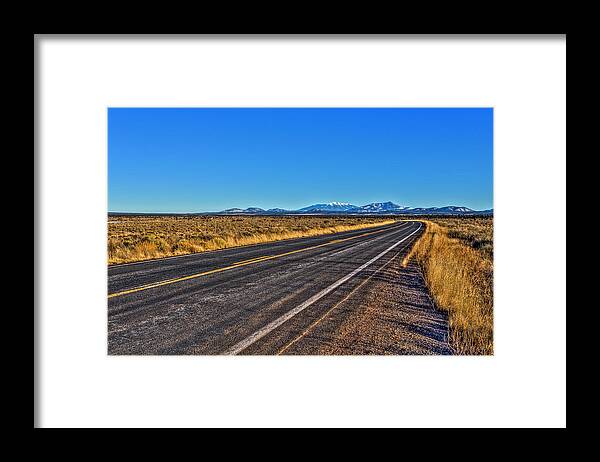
280,253 -> 452,355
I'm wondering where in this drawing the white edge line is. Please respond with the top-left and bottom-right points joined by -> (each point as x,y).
221,222 -> 422,355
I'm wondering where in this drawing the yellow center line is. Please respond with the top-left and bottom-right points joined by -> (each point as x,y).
108,223 -> 406,299
229,255 -> 273,265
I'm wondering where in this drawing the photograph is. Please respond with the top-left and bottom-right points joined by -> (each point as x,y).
107,107 -> 493,356
36,34 -> 566,429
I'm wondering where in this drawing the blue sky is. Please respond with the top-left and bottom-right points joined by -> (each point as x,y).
108,108 -> 493,212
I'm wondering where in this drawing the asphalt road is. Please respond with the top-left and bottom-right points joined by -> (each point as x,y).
108,220 -> 431,355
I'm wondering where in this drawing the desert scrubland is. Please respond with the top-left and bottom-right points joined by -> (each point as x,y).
108,215 -> 395,265
404,217 -> 493,355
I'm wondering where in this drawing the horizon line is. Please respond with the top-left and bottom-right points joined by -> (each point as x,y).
108,199 -> 493,215
108,204 -> 494,214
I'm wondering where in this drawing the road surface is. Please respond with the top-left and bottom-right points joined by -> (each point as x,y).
108,220 -> 451,355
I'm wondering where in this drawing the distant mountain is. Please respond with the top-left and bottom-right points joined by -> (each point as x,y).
266,208 -> 288,213
215,202 -> 491,216
357,201 -> 411,213
221,207 -> 265,214
387,206 -> 468,215
220,208 -> 245,214
297,202 -> 361,213
405,205 -> 474,214
437,206 -> 473,213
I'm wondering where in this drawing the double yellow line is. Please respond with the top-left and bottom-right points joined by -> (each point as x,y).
108,223 -> 405,299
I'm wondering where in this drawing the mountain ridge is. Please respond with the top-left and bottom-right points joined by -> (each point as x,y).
214,201 -> 492,216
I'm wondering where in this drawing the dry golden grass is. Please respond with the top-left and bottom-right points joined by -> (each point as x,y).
403,217 -> 493,355
108,215 -> 396,265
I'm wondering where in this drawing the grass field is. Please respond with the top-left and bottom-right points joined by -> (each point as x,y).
404,216 -> 493,355
108,215 -> 396,265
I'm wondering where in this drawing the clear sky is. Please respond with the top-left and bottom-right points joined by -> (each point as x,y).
108,108 -> 493,212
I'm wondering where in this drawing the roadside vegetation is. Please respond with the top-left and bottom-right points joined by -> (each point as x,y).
403,217 -> 493,355
108,215 -> 395,265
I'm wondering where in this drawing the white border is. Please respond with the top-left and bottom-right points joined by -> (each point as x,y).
36,36 -> 566,428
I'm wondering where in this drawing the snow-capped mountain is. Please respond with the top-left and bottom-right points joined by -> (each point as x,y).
357,201 -> 412,213
297,202 -> 360,213
220,208 -> 245,214
438,206 -> 473,213
406,206 -> 475,214
216,202 -> 489,215
221,207 -> 265,214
